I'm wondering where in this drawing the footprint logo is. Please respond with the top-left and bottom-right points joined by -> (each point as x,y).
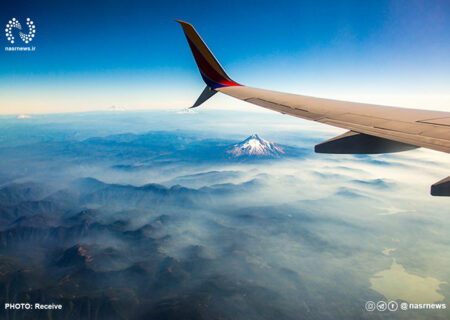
5,18 -> 36,44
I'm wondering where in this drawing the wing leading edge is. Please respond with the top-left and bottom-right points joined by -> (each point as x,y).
176,20 -> 450,196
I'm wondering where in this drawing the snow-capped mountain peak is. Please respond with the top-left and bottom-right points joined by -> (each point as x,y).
228,134 -> 284,157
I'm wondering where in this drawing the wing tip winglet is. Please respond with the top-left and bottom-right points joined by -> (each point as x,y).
174,20 -> 191,27
175,19 -> 241,89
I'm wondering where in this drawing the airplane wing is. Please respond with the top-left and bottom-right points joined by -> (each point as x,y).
175,20 -> 450,196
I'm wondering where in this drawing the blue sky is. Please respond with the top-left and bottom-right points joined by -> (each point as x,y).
0,0 -> 449,113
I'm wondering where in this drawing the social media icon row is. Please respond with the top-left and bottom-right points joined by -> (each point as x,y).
365,300 -> 399,312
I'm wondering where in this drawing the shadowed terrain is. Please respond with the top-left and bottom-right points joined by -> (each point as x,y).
0,111 -> 449,319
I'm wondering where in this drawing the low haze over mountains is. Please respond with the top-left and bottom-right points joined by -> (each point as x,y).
0,110 -> 449,319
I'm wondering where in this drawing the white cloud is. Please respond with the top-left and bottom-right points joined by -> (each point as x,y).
17,114 -> 31,119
